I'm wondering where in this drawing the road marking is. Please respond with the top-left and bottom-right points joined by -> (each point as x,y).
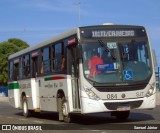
7,117 -> 13,119
33,120 -> 44,124
80,128 -> 90,130
19,118 -> 27,121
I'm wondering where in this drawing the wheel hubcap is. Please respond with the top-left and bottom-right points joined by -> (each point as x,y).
23,102 -> 27,114
62,102 -> 68,116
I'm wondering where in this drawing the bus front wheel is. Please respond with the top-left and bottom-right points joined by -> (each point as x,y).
111,111 -> 130,120
22,96 -> 31,117
58,97 -> 72,123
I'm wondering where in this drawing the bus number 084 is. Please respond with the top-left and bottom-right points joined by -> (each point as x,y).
107,94 -> 117,99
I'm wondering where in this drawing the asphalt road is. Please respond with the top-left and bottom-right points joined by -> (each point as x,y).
0,101 -> 160,133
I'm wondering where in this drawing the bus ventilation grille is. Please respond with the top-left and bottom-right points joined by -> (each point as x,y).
104,100 -> 143,110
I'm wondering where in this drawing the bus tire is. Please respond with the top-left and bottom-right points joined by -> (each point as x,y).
22,96 -> 31,117
60,97 -> 72,123
115,111 -> 130,120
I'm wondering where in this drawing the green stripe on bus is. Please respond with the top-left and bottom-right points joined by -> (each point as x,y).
8,83 -> 19,90
45,77 -> 52,81
44,76 -> 65,81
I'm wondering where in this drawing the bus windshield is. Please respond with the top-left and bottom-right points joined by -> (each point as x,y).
82,39 -> 152,83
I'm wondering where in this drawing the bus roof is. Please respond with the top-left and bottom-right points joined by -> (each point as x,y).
80,24 -> 145,29
8,24 -> 145,60
8,28 -> 78,60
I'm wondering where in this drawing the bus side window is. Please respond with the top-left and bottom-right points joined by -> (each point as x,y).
32,56 -> 38,78
61,56 -> 65,71
9,61 -> 13,81
51,45 -> 55,72
40,60 -> 44,74
41,47 -> 51,74
19,57 -> 23,79
61,41 -> 67,72
13,63 -> 19,81
55,43 -> 62,72
40,50 -> 44,74
22,55 -> 30,78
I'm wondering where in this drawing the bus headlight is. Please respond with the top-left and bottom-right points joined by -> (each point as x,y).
83,86 -> 100,100
146,83 -> 155,97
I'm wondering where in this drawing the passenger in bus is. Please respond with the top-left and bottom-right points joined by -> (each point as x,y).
121,53 -> 128,61
40,61 -> 44,74
102,50 -> 113,64
88,51 -> 103,78
61,56 -> 65,71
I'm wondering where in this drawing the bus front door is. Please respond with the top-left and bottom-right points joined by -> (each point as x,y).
68,45 -> 81,111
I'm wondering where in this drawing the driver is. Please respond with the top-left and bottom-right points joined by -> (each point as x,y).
88,51 -> 103,78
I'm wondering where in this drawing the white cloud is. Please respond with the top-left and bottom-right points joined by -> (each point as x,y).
24,0 -> 78,13
147,25 -> 160,40
22,0 -> 101,18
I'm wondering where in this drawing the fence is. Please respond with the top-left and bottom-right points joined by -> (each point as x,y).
0,86 -> 8,97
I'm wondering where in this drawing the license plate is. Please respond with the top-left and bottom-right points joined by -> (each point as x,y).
117,106 -> 130,111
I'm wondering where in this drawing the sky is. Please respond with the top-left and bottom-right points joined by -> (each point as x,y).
0,0 -> 160,65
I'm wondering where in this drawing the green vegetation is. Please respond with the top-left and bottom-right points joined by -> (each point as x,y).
0,38 -> 29,85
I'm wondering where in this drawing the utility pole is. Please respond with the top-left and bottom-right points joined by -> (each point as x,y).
77,1 -> 81,26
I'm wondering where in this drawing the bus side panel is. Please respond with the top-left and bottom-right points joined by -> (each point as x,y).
66,78 -> 74,112
38,76 -> 57,111
31,78 -> 40,109
8,81 -> 21,108
38,75 -> 72,112
39,77 -> 48,111
18,79 -> 33,110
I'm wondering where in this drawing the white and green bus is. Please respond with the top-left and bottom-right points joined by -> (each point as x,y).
8,24 -> 156,122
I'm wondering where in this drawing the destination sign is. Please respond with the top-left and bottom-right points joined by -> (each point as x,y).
92,30 -> 135,37
80,27 -> 146,39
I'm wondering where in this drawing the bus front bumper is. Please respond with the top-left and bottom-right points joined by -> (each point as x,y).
81,93 -> 156,114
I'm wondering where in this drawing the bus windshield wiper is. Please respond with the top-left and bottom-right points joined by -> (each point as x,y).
98,40 -> 116,60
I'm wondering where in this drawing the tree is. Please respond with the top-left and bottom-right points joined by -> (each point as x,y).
0,38 -> 29,85
8,38 -> 29,50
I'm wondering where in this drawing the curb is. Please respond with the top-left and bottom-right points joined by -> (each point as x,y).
0,97 -> 9,102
